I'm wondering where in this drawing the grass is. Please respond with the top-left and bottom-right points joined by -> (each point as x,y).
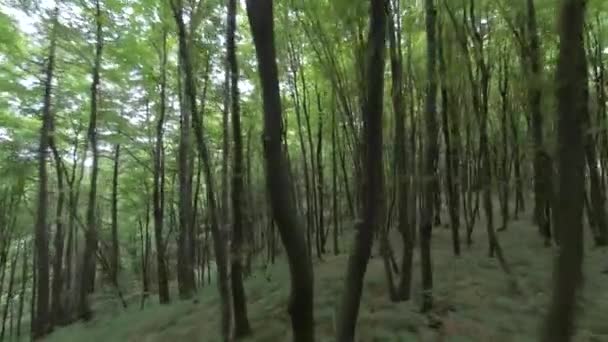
41,211 -> 608,341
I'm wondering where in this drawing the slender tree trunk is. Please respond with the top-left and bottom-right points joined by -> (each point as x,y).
541,0 -> 587,340
498,48 -> 511,231
49,56 -> 65,325
153,28 -> 170,305
437,13 -> 460,256
33,7 -> 58,336
336,0 -> 386,339
227,0 -> 251,337
246,1 -> 315,340
172,2 -> 233,339
525,0 -> 552,244
331,99 -> 340,255
316,90 -> 326,253
16,242 -> 27,339
420,0 -> 438,313
0,247 -> 19,341
111,144 -> 120,286
79,0 -> 103,320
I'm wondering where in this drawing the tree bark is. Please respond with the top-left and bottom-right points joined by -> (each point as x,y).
541,0 -> 587,340
153,27 -> 170,304
172,1 -> 233,339
246,1 -> 315,340
227,0 -> 251,337
336,0 -> 386,339
33,7 -> 58,337
79,0 -> 103,320
420,0 -> 438,313
110,144 -> 120,286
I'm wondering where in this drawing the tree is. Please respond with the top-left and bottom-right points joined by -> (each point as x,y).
420,0 -> 438,312
336,0 -> 386,339
153,24 -> 170,305
246,0 -> 314,340
227,0 -> 251,337
33,6 -> 58,337
541,0 -> 587,340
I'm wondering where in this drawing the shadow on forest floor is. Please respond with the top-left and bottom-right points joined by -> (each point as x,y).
41,210 -> 608,341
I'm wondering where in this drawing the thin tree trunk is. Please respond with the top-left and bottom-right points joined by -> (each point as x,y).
336,0 -> 386,339
111,144 -> 120,286
437,13 -> 460,256
331,98 -> 340,255
0,246 -> 19,341
79,0 -> 103,320
153,27 -> 170,305
172,2 -> 233,339
420,0 -> 438,313
16,242 -> 27,339
246,1 -> 315,340
227,0 -> 251,337
33,7 -> 58,336
49,58 -> 65,325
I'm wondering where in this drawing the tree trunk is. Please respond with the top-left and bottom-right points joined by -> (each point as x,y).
331,97 -> 340,255
172,2 -> 233,339
16,242 -> 27,339
541,0 -> 587,340
79,0 -> 103,321
153,28 -> 170,305
246,1 -> 315,340
437,12 -> 460,256
33,7 -> 58,337
111,144 -> 120,286
48,27 -> 65,324
227,0 -> 251,337
0,247 -> 19,341
420,0 -> 438,313
525,0 -> 552,243
336,0 -> 386,339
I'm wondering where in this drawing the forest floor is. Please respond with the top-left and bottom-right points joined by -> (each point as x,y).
41,212 -> 608,342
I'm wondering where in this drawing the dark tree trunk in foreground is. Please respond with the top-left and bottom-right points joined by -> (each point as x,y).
246,1 -> 314,341
336,0 -> 386,340
175,34 -> 195,300
420,0 -> 438,313
79,0 -> 103,321
541,0 -> 586,340
227,0 -> 251,337
33,7 -> 58,337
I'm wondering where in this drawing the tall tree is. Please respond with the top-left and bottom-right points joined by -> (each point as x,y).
227,0 -> 251,337
541,0 -> 587,340
171,0 -> 233,339
153,26 -> 170,305
33,6 -> 58,337
336,0 -> 386,339
420,0 -> 438,312
79,0 -> 104,320
246,0 -> 314,340
110,144 -> 120,286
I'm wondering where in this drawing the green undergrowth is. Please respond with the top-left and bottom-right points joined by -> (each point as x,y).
42,214 -> 608,341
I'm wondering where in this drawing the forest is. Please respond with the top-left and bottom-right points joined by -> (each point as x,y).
0,0 -> 607,340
